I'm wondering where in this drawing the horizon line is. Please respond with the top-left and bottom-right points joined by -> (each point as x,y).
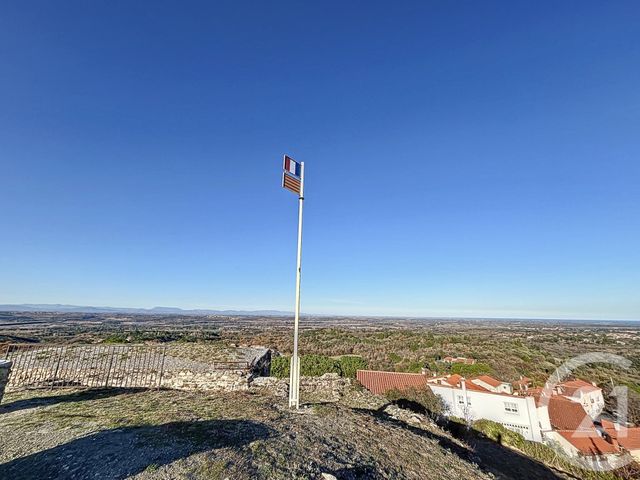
0,302 -> 638,323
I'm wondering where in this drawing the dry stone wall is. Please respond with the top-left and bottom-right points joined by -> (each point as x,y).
159,348 -> 272,392
161,368 -> 254,391
249,373 -> 353,402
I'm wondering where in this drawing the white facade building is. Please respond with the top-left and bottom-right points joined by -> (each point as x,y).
556,380 -> 604,419
428,376 -> 551,442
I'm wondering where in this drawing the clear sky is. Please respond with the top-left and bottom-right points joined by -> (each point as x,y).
1,1 -> 639,319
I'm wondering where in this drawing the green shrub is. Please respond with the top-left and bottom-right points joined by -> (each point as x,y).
337,356 -> 368,378
300,355 -> 341,376
451,362 -> 493,377
388,352 -> 402,363
270,354 -> 366,378
385,386 -> 445,417
270,355 -> 339,378
270,356 -> 290,378
473,419 -> 526,449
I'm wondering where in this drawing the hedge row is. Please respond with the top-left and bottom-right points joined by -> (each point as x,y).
270,355 -> 367,379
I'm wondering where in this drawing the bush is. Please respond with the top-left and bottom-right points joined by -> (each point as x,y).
385,386 -> 445,417
300,355 -> 341,376
473,419 -> 526,449
450,362 -> 493,377
269,354 -> 367,378
337,356 -> 368,378
270,356 -> 290,378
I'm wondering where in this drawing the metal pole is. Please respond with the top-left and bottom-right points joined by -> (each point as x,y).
289,161 -> 305,409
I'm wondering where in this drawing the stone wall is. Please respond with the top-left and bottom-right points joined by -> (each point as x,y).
161,368 -> 254,391
0,360 -> 12,404
159,348 -> 272,392
249,373 -> 353,402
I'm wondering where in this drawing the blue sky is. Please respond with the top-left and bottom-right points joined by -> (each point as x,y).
1,1 -> 639,319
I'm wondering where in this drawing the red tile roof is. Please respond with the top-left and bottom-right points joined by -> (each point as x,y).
514,377 -> 532,387
463,381 -> 492,392
557,431 -> 619,455
559,379 -> 600,396
473,375 -> 503,388
618,428 -> 640,451
546,396 -> 594,431
444,374 -> 463,386
602,425 -> 640,451
428,375 -> 513,395
523,387 -> 544,397
601,420 -> 616,434
356,370 -> 428,395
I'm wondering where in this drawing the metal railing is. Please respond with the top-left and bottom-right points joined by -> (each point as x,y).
2,344 -> 167,390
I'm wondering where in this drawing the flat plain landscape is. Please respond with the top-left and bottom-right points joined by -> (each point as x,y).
1,312 -> 639,479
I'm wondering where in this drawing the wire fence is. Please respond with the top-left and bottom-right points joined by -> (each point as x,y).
2,344 -> 167,390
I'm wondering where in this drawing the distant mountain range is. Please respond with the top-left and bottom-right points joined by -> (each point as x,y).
0,304 -> 292,316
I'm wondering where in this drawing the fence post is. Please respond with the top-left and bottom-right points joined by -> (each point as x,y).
48,347 -> 63,390
104,347 -> 116,388
158,346 -> 166,390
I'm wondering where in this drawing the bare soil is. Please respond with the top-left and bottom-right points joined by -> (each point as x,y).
0,385 -> 573,480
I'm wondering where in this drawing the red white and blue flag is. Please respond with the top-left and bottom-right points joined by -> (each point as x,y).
283,155 -> 301,178
282,155 -> 302,195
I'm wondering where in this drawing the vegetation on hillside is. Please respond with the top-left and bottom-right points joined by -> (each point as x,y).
270,354 -> 367,379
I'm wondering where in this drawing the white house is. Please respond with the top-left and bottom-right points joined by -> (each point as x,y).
545,430 -> 623,471
555,379 -> 605,419
471,375 -> 513,394
355,370 -> 625,464
601,420 -> 640,461
427,375 -> 550,442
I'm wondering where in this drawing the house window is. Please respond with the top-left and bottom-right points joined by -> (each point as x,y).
503,423 -> 529,436
457,395 -> 464,404
504,402 -> 519,414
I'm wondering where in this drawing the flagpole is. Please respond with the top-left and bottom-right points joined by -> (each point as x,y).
290,161 -> 304,409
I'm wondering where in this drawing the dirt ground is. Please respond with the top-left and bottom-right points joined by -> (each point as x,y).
0,387 -> 568,480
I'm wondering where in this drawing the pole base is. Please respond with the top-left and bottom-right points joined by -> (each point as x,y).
288,355 -> 300,409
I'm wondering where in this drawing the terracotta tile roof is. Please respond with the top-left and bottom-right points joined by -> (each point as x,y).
428,376 -> 515,396
602,425 -> 640,451
473,375 -> 503,388
546,396 -> 594,431
600,419 -> 618,437
514,377 -> 531,386
557,431 -> 618,455
524,387 -> 544,397
438,374 -> 491,392
618,428 -> 640,451
464,380 -> 492,392
356,370 -> 428,395
559,379 -> 600,396
444,374 -> 463,386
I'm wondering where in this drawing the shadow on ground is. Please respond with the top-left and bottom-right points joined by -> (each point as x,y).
355,403 -> 566,480
0,418 -> 274,480
0,388 -> 145,414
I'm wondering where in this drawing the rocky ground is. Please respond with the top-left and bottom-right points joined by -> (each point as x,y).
0,386 -> 568,480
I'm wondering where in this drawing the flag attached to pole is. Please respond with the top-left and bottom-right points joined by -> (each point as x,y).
283,155 -> 301,177
282,155 -> 302,195
280,153 -> 305,409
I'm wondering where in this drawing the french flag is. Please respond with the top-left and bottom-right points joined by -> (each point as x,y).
283,155 -> 301,178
